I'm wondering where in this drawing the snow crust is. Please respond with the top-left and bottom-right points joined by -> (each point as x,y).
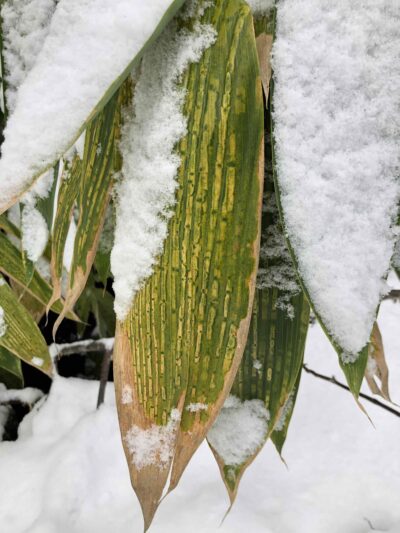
0,0 -> 186,210
186,403 -> 208,413
272,0 -> 400,356
273,392 -> 294,432
208,396 -> 270,466
112,15 -> 216,319
124,409 -> 181,470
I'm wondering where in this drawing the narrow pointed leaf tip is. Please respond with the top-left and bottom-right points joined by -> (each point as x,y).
0,0 -> 186,213
113,0 -> 264,525
271,0 -> 400,360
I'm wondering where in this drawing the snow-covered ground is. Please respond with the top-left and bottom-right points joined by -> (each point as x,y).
1,295 -> 400,533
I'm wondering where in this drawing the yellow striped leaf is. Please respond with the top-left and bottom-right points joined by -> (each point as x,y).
53,80 -> 131,336
0,346 -> 23,389
0,276 -> 52,375
208,108 -> 309,504
114,1 -> 264,527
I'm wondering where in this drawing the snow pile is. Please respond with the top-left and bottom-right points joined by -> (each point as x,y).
124,409 -> 181,470
1,0 -> 57,113
0,307 -> 7,337
112,16 -> 216,319
0,0 -> 186,211
257,194 -> 300,318
208,396 -> 270,466
272,0 -> 400,357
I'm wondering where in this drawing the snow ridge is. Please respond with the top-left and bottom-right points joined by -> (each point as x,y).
112,16 -> 216,320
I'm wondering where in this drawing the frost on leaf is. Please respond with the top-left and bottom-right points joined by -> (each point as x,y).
273,0 -> 400,356
112,17 -> 216,319
124,409 -> 181,470
208,396 -> 270,466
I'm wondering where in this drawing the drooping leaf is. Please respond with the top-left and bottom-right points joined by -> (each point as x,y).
269,1 -> 400,395
0,0 -> 187,214
365,322 -> 390,401
208,92 -> 309,504
53,79 -> 131,337
114,1 -> 264,528
48,154 -> 82,312
271,366 -> 302,455
35,161 -> 59,231
0,346 -> 23,389
0,276 -> 52,375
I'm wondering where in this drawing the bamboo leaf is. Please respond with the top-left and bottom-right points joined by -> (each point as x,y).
0,276 -> 52,375
0,231 -> 76,319
114,1 -> 264,527
271,366 -> 302,455
53,80 -> 131,337
208,101 -> 309,505
48,155 -> 82,312
0,0 -> 187,214
365,322 -> 390,401
0,346 -> 23,389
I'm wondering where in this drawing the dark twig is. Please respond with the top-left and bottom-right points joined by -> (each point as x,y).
97,348 -> 113,409
303,364 -> 400,418
383,289 -> 400,301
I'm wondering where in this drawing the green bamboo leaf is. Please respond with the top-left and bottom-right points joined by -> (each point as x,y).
113,1 -> 264,527
48,154 -> 82,311
0,276 -> 52,375
0,346 -> 23,389
208,108 -> 309,505
269,86 -> 368,396
0,213 -> 19,238
53,80 -> 131,337
35,161 -> 59,231
0,0 -> 187,214
271,366 -> 302,455
0,232 -> 77,320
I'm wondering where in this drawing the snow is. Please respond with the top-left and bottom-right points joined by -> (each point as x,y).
121,385 -> 133,405
1,0 -> 57,113
1,293 -> 400,531
0,306 -> 7,337
272,0 -> 400,357
0,384 -> 43,406
186,403 -> 208,413
257,193 -> 300,318
112,14 -> 216,319
0,0 -> 187,211
124,408 -> 181,470
21,204 -> 49,262
273,392 -> 294,432
207,396 -> 270,466
31,356 -> 44,368
247,0 -> 275,14
20,168 -> 53,262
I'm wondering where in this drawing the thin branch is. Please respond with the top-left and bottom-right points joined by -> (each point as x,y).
97,348 -> 113,409
303,364 -> 400,418
49,338 -> 114,360
383,289 -> 400,301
